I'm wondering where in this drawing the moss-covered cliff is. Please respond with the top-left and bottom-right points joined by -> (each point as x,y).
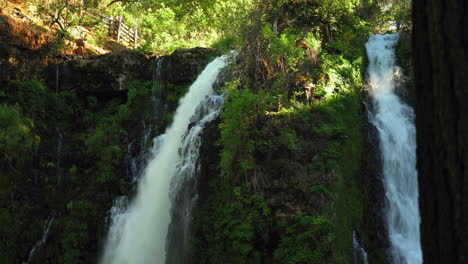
0,41 -> 213,262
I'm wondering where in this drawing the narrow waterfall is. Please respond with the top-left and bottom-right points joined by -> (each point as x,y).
366,34 -> 422,264
26,217 -> 54,264
124,57 -> 168,184
353,231 -> 369,264
152,57 -> 168,120
101,56 -> 227,264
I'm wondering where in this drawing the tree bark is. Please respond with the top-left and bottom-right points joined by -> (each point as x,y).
413,0 -> 468,263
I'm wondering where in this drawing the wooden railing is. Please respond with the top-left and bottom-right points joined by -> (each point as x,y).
85,10 -> 139,48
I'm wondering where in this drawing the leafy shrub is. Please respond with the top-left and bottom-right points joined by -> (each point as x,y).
193,182 -> 272,263
274,215 -> 334,264
0,104 -> 38,168
219,87 -> 273,178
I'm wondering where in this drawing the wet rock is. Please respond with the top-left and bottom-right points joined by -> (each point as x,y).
43,49 -> 148,93
161,47 -> 212,85
360,93 -> 391,263
43,48 -> 213,95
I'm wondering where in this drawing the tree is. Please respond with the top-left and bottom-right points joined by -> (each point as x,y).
380,0 -> 411,30
413,0 -> 468,263
34,0 -> 83,33
0,104 -> 38,169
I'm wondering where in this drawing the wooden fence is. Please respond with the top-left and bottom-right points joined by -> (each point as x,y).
85,10 -> 139,48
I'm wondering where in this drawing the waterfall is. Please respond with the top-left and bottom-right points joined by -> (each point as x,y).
353,231 -> 369,264
101,55 -> 228,264
366,34 -> 422,264
56,129 -> 63,185
123,57 -> 169,185
152,56 -> 169,119
25,217 -> 54,264
166,93 -> 224,263
153,57 -> 165,99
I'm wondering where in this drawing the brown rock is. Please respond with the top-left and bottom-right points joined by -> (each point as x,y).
0,15 -> 53,50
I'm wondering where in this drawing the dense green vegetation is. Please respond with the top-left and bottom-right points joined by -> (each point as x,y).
190,0 -> 382,262
0,0 -> 412,263
27,0 -> 253,54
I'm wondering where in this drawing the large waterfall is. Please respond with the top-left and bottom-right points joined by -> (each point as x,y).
366,34 -> 422,264
101,56 -> 227,264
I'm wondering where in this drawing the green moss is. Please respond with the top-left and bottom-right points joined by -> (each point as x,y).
274,215 -> 334,264
328,92 -> 365,263
192,180 -> 273,264
219,87 -> 274,179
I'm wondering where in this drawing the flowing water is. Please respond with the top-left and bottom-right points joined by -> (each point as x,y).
101,56 -> 227,264
353,231 -> 369,264
166,93 -> 224,263
25,217 -> 54,264
366,34 -> 422,264
123,57 -> 169,185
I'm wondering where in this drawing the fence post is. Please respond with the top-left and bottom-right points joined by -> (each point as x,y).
79,0 -> 83,16
133,27 -> 138,48
109,15 -> 113,37
116,15 -> 122,42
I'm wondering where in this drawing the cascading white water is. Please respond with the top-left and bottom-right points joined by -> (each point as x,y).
166,93 -> 224,263
366,34 -> 422,264
101,56 -> 228,264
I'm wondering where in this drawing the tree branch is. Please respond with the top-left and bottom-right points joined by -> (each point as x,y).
106,0 -> 140,7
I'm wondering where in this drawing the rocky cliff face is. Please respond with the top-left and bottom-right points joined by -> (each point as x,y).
0,14 -> 53,85
42,47 -> 212,94
360,93 -> 390,263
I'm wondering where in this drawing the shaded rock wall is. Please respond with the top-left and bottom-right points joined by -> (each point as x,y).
360,94 -> 390,263
42,47 -> 212,94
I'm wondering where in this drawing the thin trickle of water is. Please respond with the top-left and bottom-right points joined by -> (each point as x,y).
25,217 -> 54,264
122,57 -> 169,187
152,57 -> 168,118
153,57 -> 165,99
124,142 -> 136,179
55,64 -> 59,93
124,121 -> 157,184
353,231 -> 369,264
366,34 -> 422,264
101,56 -> 228,264
56,129 -> 63,185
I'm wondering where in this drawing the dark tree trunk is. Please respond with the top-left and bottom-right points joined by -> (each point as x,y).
413,0 -> 468,263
